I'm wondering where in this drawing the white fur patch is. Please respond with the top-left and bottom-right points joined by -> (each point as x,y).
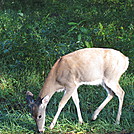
77,79 -> 102,86
57,88 -> 65,92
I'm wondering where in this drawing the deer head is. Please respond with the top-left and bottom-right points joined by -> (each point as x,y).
26,91 -> 49,133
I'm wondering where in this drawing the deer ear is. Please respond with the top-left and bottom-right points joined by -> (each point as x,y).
42,95 -> 49,104
26,91 -> 34,105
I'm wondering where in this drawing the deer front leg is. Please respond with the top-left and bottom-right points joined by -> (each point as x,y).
72,89 -> 84,124
49,88 -> 74,129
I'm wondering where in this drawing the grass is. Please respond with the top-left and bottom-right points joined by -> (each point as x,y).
0,0 -> 134,133
0,71 -> 134,133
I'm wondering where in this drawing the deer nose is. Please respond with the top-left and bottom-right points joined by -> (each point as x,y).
38,128 -> 44,133
38,130 -> 43,133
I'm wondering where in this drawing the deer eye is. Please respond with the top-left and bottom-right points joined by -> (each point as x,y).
39,115 -> 42,119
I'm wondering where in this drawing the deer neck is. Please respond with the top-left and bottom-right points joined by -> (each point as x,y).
38,70 -> 56,99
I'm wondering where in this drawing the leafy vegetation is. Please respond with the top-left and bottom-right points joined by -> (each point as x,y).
0,0 -> 134,133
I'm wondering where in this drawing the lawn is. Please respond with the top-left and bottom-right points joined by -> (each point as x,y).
0,0 -> 134,133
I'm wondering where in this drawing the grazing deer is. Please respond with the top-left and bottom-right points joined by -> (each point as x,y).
26,48 -> 129,133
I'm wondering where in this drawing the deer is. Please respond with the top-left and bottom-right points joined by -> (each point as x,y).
26,48 -> 129,133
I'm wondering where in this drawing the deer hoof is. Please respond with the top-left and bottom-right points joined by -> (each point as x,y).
49,123 -> 55,129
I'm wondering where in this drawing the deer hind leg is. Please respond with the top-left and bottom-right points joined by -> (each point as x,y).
92,83 -> 114,121
115,84 -> 125,124
109,83 -> 125,124
102,81 -> 125,124
49,86 -> 75,129
72,89 -> 84,124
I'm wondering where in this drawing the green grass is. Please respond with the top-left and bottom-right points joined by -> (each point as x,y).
0,71 -> 134,133
0,0 -> 134,133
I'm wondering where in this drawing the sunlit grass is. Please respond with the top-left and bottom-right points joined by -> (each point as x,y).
0,71 -> 133,133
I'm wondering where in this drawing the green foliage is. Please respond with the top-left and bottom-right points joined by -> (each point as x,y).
0,0 -> 134,133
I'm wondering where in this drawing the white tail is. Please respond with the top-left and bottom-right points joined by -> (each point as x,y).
26,48 -> 129,133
